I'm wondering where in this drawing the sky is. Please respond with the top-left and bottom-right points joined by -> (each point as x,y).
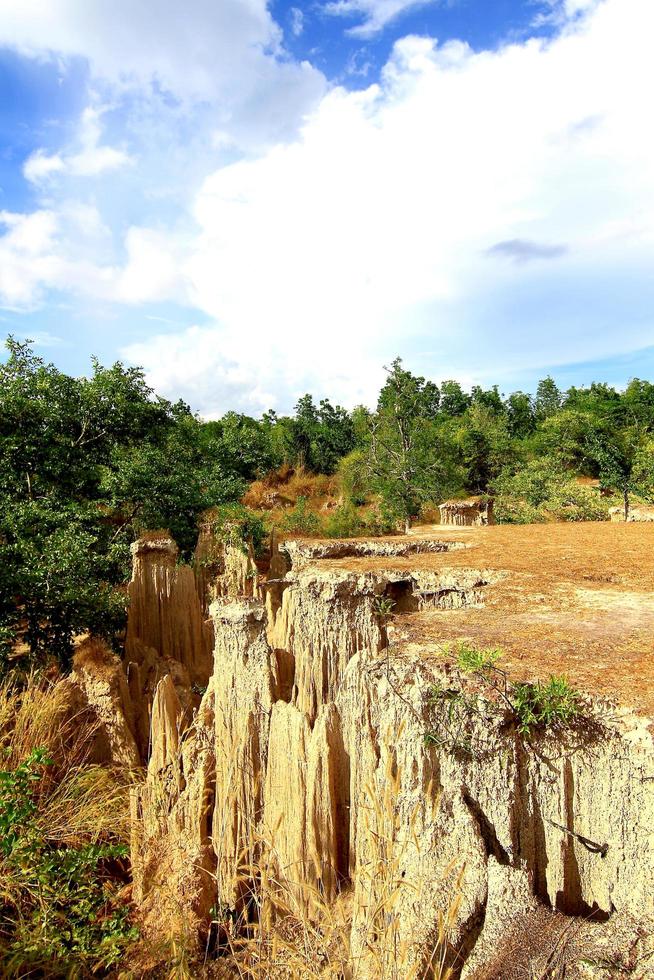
0,0 -> 653,417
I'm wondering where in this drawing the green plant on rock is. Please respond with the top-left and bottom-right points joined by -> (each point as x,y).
512,675 -> 581,735
424,644 -> 584,753
209,502 -> 267,557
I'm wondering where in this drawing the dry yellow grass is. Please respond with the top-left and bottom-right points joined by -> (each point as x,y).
0,674 -> 132,846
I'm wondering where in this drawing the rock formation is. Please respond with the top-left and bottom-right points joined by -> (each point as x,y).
130,536 -> 654,975
439,499 -> 494,526
609,504 -> 654,522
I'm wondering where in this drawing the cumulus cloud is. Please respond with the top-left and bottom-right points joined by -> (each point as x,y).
122,0 -> 654,413
0,0 -> 325,150
3,0 -> 654,414
323,0 -> 440,38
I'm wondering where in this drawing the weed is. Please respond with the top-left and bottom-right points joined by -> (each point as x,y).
373,595 -> 396,621
424,644 -> 584,753
512,675 -> 581,735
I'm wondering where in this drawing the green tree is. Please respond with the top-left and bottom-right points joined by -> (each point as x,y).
585,426 -> 654,519
505,391 -> 535,439
535,376 -> 562,421
456,403 -> 515,492
439,380 -> 470,418
367,359 -> 457,531
0,338 -> 246,670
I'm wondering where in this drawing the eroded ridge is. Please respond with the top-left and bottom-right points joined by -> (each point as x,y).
128,527 -> 654,976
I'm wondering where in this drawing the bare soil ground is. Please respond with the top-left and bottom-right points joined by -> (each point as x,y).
315,522 -> 654,717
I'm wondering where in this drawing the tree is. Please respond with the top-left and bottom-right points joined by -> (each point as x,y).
439,380 -> 470,418
0,338 -> 247,670
535,376 -> 562,421
505,391 -> 535,439
456,403 -> 515,492
585,426 -> 654,520
367,359 -> 457,532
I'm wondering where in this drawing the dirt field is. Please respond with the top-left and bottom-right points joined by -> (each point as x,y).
319,522 -> 654,717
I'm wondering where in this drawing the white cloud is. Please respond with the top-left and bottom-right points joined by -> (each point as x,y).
24,107 -> 131,184
122,0 -> 654,413
0,0 -> 325,151
3,0 -> 654,414
323,0 -> 439,38
290,7 -> 305,37
115,227 -> 186,304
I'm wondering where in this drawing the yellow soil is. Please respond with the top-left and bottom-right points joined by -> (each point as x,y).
319,522 -> 654,716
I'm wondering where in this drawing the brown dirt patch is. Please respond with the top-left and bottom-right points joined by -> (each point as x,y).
313,523 -> 654,716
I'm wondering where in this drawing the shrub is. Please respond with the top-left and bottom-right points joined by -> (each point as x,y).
512,676 -> 581,735
336,450 -> 369,506
279,497 -> 323,536
545,483 -> 609,522
0,678 -> 136,976
493,497 -> 545,525
208,502 -> 267,556
426,644 -> 584,752
493,460 -> 610,524
323,501 -> 367,538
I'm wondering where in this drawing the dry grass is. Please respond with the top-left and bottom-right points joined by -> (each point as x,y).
242,467 -> 337,512
319,521 -> 654,715
0,673 -> 132,846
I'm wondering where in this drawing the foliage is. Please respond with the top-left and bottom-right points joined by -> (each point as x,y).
278,496 -> 323,536
0,676 -> 136,977
0,751 -> 136,976
512,676 -> 581,735
492,460 -> 611,524
0,337 -> 248,670
336,449 -> 369,505
366,358 -> 459,530
425,643 -> 584,752
208,503 -> 267,557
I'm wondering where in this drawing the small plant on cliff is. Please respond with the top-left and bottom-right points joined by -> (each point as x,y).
425,643 -> 584,753
512,676 -> 581,735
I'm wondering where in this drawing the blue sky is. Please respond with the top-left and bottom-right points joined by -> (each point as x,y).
1,0 -> 653,415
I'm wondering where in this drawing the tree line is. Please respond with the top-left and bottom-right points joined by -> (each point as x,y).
1,340 -> 653,671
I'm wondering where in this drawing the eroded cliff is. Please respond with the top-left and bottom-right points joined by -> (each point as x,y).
128,526 -> 654,977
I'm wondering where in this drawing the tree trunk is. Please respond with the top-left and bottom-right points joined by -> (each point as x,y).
623,486 -> 630,522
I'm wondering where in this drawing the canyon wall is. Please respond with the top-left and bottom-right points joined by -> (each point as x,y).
128,534 -> 654,976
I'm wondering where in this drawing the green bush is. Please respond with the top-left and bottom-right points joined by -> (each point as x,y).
545,483 -> 609,522
209,502 -> 267,556
0,749 -> 137,976
279,497 -> 323,536
336,450 -> 369,506
512,676 -> 581,735
493,459 -> 610,524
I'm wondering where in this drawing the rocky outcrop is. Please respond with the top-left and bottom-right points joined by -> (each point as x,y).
124,534 -> 214,757
609,505 -> 654,522
57,638 -> 141,770
439,499 -> 494,526
131,549 -> 654,975
280,535 -> 468,568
